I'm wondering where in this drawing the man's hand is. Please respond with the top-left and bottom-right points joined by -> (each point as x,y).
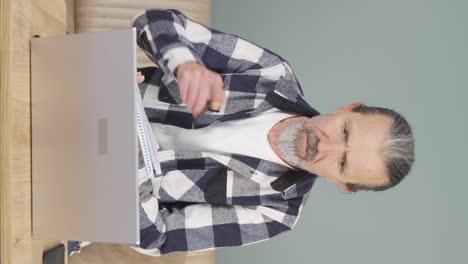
175,62 -> 227,118
137,71 -> 145,84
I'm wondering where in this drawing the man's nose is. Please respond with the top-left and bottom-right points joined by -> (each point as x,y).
311,137 -> 346,163
318,140 -> 346,152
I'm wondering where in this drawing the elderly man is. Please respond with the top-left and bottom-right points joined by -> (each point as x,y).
69,8 -> 415,258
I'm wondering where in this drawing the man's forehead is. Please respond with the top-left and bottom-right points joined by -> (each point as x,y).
346,113 -> 392,186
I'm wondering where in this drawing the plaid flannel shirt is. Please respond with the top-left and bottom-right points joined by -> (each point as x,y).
129,8 -> 324,256
70,8 -> 323,257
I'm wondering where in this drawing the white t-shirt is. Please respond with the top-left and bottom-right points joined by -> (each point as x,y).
150,108 -> 299,169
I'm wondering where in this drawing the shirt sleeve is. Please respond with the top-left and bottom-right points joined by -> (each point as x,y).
131,168 -> 301,257
133,196 -> 294,256
131,8 -> 289,77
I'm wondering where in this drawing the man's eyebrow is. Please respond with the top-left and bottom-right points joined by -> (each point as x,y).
342,120 -> 350,174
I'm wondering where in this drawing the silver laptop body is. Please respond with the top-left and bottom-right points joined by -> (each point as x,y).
31,28 -> 140,245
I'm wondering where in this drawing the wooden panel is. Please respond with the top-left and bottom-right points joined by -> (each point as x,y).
68,243 -> 215,264
74,0 -> 211,68
0,0 -> 70,263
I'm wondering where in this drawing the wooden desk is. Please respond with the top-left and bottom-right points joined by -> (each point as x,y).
1,0 -> 71,263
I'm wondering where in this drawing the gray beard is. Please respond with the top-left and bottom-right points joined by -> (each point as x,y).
277,119 -> 319,170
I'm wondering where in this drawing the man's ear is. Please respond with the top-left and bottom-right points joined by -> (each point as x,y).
333,101 -> 364,114
329,178 -> 355,194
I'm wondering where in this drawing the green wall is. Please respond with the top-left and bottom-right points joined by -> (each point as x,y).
212,0 -> 467,263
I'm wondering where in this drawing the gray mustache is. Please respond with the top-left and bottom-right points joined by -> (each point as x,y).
305,127 -> 319,161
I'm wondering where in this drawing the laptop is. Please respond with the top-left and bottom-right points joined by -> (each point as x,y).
31,28 -> 142,245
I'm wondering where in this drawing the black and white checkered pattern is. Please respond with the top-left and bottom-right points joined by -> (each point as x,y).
69,8 -> 322,257
129,9 -> 323,256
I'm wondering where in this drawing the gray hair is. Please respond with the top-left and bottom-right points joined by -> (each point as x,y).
346,104 -> 415,193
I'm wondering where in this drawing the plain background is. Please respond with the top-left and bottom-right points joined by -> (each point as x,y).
212,0 -> 467,263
